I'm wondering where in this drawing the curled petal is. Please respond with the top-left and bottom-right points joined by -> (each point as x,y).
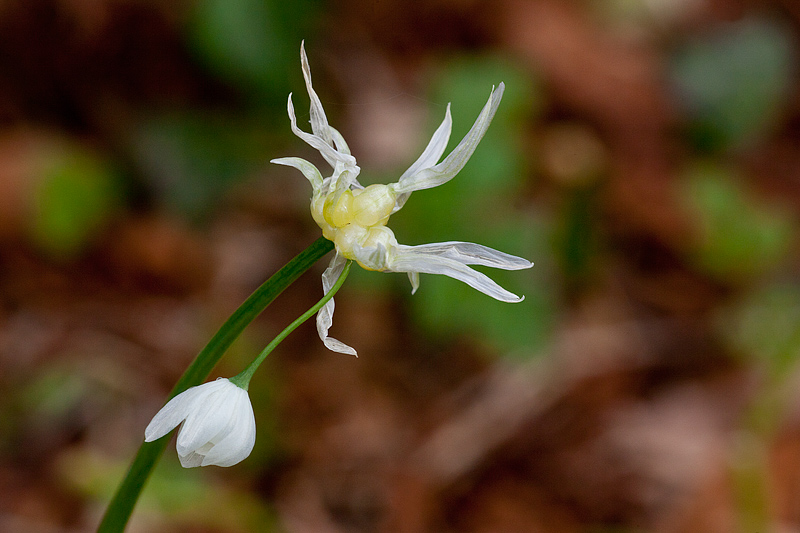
287,93 -> 358,173
394,104 -> 453,211
407,271 -> 420,294
404,241 -> 532,270
300,41 -> 334,146
399,104 -> 452,180
297,42 -> 361,186
390,244 -> 525,303
351,241 -> 390,271
393,83 -> 505,195
328,126 -> 352,156
271,157 -> 324,190
329,167 -> 364,198
317,252 -> 357,356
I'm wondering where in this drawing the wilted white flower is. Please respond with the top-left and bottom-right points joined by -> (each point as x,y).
273,43 -> 533,356
145,378 -> 256,468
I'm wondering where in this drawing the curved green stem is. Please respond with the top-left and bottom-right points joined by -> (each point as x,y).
231,260 -> 351,389
97,237 -> 334,533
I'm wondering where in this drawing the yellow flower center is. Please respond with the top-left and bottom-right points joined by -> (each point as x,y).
311,183 -> 397,268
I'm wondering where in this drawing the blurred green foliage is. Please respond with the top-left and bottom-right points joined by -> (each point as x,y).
720,283 -> 800,381
671,17 -> 795,151
59,447 -> 280,531
19,365 -> 89,420
719,282 -> 800,528
386,55 -> 556,356
131,112 -> 274,219
680,162 -> 795,281
128,0 -> 324,220
554,183 -> 602,296
30,146 -> 123,258
186,0 -> 321,102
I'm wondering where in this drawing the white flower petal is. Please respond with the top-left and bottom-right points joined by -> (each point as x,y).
407,271 -> 420,294
316,253 -> 357,356
328,167 -> 363,199
328,126 -> 352,156
351,241 -> 390,271
200,391 -> 256,467
144,380 -> 219,442
390,245 -> 524,303
300,41 -> 334,145
271,157 -> 324,190
394,104 -> 452,211
399,104 -> 453,180
404,241 -> 533,270
393,83 -> 505,195
176,385 -> 238,455
323,336 -> 359,355
295,42 -> 362,182
178,450 -> 205,468
287,93 -> 354,170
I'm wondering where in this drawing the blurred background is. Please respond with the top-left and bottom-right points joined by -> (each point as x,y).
1,0 -> 800,531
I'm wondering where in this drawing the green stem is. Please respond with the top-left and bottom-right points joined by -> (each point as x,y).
231,260 -> 351,389
97,237 -> 334,533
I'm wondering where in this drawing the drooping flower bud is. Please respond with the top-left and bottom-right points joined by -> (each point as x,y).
145,378 -> 256,468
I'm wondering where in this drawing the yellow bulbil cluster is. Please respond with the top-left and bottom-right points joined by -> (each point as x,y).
311,183 -> 398,269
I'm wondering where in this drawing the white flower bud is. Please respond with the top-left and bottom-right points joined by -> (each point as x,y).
145,378 -> 256,468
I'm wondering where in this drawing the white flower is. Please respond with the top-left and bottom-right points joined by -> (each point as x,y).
272,43 -> 533,356
145,378 -> 256,468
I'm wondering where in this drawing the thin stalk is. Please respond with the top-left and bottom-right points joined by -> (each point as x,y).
231,260 -> 351,389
